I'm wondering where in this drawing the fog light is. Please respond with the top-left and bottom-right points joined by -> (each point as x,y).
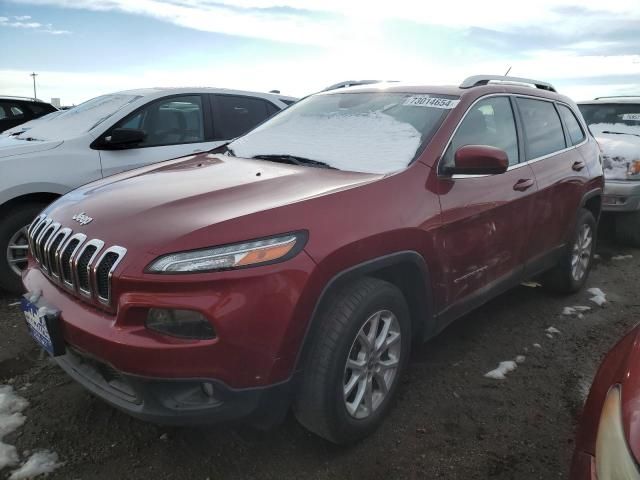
146,308 -> 216,340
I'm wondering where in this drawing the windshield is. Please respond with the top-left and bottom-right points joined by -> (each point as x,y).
12,94 -> 141,141
579,103 -> 640,180
230,92 -> 457,174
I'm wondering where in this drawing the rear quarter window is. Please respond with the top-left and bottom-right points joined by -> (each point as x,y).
558,104 -> 586,146
516,98 -> 566,160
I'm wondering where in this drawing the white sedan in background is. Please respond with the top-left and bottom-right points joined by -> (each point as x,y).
0,87 -> 296,293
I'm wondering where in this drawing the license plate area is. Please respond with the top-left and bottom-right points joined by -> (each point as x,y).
20,296 -> 65,356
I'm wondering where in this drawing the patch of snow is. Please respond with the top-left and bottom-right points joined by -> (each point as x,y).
612,254 -> 633,261
562,305 -> 592,316
533,343 -> 542,349
9,451 -> 63,480
521,281 -> 542,288
7,302 -> 20,307
546,327 -> 561,335
594,254 -> 601,260
484,360 -> 518,380
27,290 -> 41,304
0,386 -> 28,470
588,287 -> 607,306
546,333 -> 554,339
515,355 -> 526,364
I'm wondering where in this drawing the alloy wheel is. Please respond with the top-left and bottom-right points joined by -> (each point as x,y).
571,223 -> 593,282
6,225 -> 30,276
343,309 -> 401,419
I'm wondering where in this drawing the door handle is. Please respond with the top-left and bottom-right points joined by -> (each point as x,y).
572,161 -> 586,171
513,178 -> 534,191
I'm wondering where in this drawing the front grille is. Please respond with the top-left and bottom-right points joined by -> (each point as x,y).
27,215 -> 126,306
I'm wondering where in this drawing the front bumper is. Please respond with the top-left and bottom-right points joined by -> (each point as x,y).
602,180 -> 640,212
56,346 -> 293,425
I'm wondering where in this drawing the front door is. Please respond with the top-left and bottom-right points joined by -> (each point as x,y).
435,95 -> 538,313
97,94 -> 223,177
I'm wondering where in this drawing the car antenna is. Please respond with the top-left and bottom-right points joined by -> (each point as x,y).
504,66 -> 512,76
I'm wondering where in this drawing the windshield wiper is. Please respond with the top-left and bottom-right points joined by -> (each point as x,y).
601,130 -> 640,138
252,154 -> 337,169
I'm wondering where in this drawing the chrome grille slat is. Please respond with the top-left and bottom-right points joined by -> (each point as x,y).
27,215 -> 125,306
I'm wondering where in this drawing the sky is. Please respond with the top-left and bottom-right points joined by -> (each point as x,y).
0,0 -> 639,105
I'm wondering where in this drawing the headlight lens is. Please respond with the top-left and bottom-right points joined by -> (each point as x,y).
595,386 -> 640,479
146,233 -> 303,273
146,308 -> 216,339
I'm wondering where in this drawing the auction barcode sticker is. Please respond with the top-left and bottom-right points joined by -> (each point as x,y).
403,95 -> 460,109
622,113 -> 640,121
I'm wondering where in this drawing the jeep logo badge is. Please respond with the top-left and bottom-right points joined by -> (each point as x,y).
72,212 -> 93,225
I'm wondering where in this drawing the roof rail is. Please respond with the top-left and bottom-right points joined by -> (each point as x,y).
0,94 -> 42,102
594,95 -> 640,100
322,80 -> 399,92
460,75 -> 556,92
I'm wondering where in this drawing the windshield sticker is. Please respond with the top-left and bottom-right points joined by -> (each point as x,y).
403,96 -> 460,109
621,113 -> 640,121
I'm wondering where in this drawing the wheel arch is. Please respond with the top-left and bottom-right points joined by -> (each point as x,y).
293,251 -> 434,374
0,191 -> 61,217
581,188 -> 602,222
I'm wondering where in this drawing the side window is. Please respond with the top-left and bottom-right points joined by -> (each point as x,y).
27,103 -> 52,118
558,104 -> 586,146
113,95 -> 204,147
0,105 -> 7,120
8,104 -> 26,119
442,96 -> 519,170
213,95 -> 272,140
516,98 -> 566,160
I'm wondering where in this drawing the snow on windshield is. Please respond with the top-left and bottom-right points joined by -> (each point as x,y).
230,92 -> 454,174
13,94 -> 141,141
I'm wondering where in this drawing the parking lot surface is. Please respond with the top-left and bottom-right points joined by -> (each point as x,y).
1,236 -> 638,480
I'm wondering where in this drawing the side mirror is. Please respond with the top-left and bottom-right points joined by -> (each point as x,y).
449,145 -> 509,175
101,128 -> 146,149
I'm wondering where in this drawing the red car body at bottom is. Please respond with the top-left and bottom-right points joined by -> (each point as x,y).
571,323 -> 640,479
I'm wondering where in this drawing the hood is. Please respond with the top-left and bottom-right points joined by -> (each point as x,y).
590,123 -> 640,180
0,135 -> 63,158
44,153 -> 381,255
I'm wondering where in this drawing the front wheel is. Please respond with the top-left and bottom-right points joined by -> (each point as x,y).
293,277 -> 411,444
543,208 -> 596,293
0,203 -> 46,294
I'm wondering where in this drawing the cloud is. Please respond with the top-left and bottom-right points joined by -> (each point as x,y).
0,15 -> 71,34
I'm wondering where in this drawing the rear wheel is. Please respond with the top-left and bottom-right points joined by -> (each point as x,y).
293,277 -> 411,444
0,203 -> 46,294
543,208 -> 596,293
615,211 -> 640,247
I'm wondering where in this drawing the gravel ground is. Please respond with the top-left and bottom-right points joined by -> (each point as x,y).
1,235 -> 638,480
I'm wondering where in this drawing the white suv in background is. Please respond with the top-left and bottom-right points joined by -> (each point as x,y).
0,87 -> 296,293
578,97 -> 640,245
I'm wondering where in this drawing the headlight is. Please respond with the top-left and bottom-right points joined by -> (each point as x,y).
595,386 -> 640,479
146,232 -> 305,273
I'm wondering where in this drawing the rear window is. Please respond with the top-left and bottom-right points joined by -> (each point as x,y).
230,92 -> 458,174
516,98 -> 566,160
557,104 -> 586,146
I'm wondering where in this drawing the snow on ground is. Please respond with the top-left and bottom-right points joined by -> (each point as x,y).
533,343 -> 542,349
0,385 -> 63,477
612,254 -> 633,261
546,327 -> 561,335
588,287 -> 607,306
484,360 -> 518,380
9,451 -> 63,480
0,386 -> 28,470
562,305 -> 592,318
515,355 -> 526,364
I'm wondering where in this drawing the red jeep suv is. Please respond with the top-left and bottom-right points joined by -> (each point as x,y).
21,75 -> 603,444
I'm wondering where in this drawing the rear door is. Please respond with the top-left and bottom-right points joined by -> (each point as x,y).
211,94 -> 280,141
515,97 -> 590,271
436,95 -> 538,311
97,94 -> 222,177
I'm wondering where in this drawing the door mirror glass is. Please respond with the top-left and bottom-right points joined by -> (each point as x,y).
103,128 -> 146,149
450,145 -> 509,175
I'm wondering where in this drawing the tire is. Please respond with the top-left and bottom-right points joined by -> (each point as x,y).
0,203 -> 46,294
543,208 -> 597,293
293,277 -> 411,444
615,211 -> 640,247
